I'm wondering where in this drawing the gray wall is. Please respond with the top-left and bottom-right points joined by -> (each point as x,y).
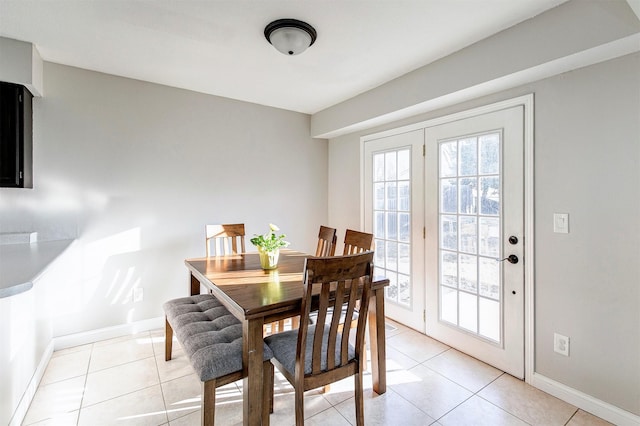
533,53 -> 639,414
0,62 -> 328,336
327,53 -> 640,415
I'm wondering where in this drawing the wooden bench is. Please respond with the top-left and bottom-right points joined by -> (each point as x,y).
163,294 -> 273,425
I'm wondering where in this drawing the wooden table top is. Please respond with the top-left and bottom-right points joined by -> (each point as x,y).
185,249 -> 388,320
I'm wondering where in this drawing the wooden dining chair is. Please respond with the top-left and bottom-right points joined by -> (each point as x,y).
205,223 -> 246,257
264,252 -> 374,426
342,229 -> 375,255
316,225 -> 337,257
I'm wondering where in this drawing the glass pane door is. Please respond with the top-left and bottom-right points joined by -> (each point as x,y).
425,105 -> 524,378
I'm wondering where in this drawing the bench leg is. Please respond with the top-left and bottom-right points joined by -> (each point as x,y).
202,379 -> 216,426
165,317 -> 173,362
263,360 -> 274,423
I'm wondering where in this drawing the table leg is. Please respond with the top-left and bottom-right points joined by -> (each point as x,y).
368,288 -> 387,394
243,317 -> 265,425
190,273 -> 200,296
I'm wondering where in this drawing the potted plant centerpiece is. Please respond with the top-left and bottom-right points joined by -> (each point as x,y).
251,223 -> 290,270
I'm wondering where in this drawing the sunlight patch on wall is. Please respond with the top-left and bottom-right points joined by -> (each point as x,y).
85,227 -> 142,306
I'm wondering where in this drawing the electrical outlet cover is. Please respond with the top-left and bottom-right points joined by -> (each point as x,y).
554,333 -> 569,356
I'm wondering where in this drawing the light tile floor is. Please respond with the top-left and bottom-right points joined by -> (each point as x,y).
23,319 -> 613,426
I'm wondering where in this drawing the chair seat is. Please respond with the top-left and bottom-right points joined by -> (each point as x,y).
264,325 -> 355,376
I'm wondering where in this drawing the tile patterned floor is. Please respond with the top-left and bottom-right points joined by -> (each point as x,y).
22,319 -> 613,425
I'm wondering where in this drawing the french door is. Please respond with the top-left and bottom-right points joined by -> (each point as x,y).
363,103 -> 526,378
425,106 -> 524,378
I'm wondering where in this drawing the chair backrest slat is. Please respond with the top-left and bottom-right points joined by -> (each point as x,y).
205,224 -> 246,257
316,226 -> 337,257
341,279 -> 359,362
326,280 -> 345,371
343,229 -> 374,255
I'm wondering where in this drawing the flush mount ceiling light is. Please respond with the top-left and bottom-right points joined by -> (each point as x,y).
264,19 -> 317,56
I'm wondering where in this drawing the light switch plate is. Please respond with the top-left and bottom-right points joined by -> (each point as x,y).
553,213 -> 569,233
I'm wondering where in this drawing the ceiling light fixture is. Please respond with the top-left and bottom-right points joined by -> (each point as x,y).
264,19 -> 317,56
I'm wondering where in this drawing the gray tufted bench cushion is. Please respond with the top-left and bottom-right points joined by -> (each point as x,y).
163,294 -> 273,382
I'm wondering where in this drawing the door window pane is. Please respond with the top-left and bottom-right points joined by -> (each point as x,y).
440,141 -> 457,178
441,287 -> 457,325
374,153 -> 385,181
398,274 -> 410,307
479,257 -> 500,300
385,152 -> 397,180
399,213 -> 410,242
375,238 -> 385,268
386,212 -> 398,240
385,271 -> 398,301
441,179 -> 457,213
398,181 -> 410,211
479,134 -> 499,175
374,183 -> 385,209
398,150 -> 410,180
459,254 -> 477,293
480,176 -> 500,215
398,243 -> 410,274
459,177 -> 477,214
385,241 -> 398,271
386,182 -> 397,210
459,216 -> 477,254
459,292 -> 478,333
375,212 -> 385,238
479,217 -> 499,257
459,138 -> 477,176
440,215 -> 457,251
441,251 -> 457,288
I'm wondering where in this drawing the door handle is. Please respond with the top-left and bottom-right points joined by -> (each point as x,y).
497,255 -> 519,264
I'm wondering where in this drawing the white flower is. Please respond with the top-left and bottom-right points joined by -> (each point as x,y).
269,223 -> 280,232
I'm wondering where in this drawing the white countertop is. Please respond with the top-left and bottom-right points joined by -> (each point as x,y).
0,240 -> 74,298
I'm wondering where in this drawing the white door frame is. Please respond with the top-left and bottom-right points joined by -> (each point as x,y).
360,94 -> 535,382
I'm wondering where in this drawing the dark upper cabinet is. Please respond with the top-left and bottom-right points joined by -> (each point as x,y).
0,81 -> 33,188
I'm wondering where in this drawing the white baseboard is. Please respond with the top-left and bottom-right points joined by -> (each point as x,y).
530,372 -> 640,426
53,316 -> 164,350
9,340 -> 54,426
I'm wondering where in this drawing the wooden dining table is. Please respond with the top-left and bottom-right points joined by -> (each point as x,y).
185,249 -> 389,426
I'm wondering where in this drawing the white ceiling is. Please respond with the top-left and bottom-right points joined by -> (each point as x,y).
0,0 -> 567,114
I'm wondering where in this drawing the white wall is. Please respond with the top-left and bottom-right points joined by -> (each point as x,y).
327,53 -> 640,418
0,62 -> 328,337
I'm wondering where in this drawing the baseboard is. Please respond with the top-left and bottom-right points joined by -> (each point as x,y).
530,372 -> 640,426
53,316 -> 165,350
9,340 -> 54,426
